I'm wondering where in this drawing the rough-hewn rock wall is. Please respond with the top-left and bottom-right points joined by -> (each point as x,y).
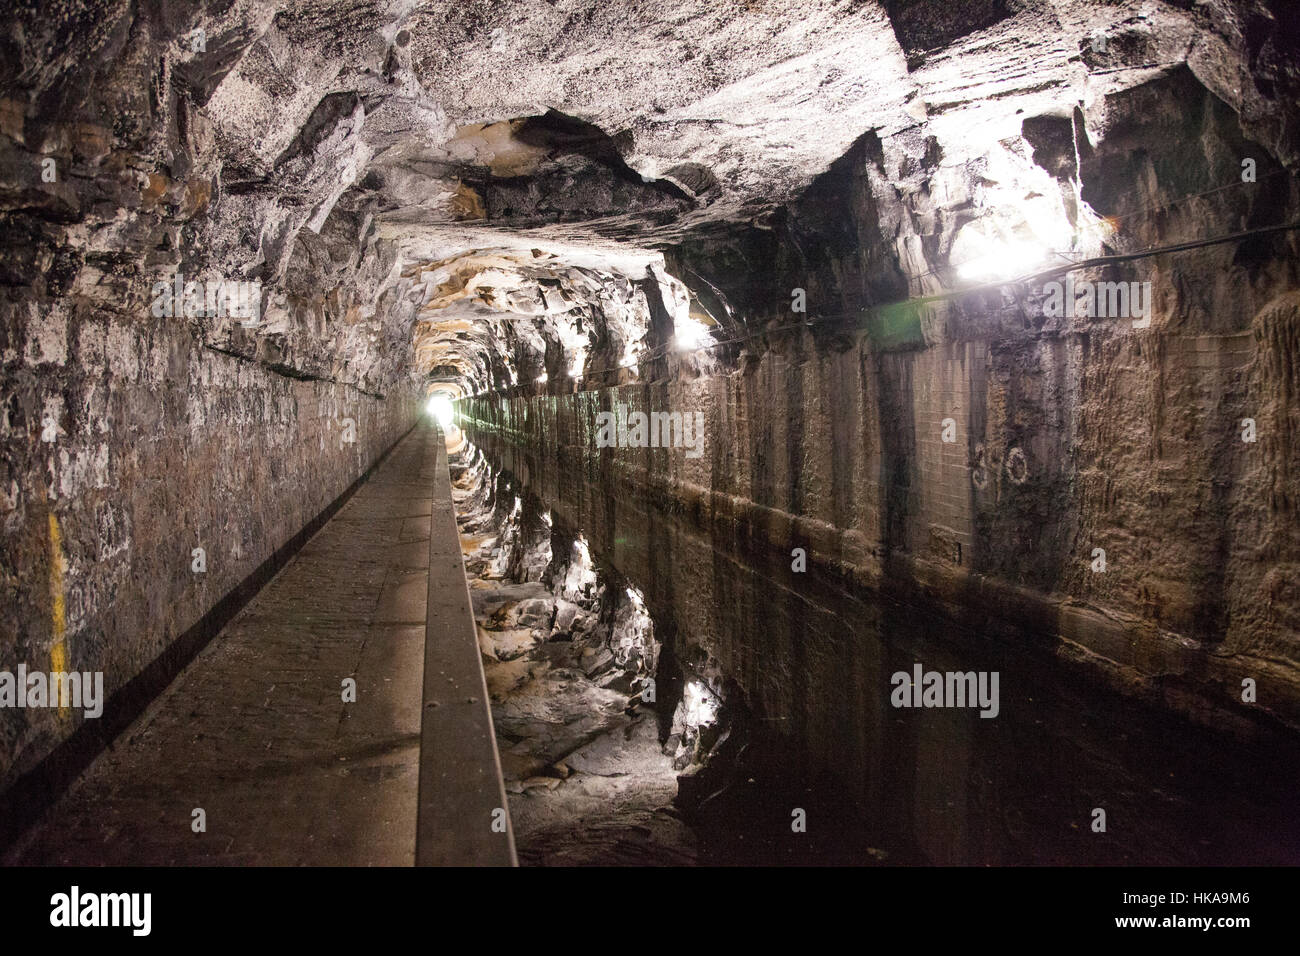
0,306 -> 416,788
459,58 -> 1300,739
0,0 -> 423,789
460,292 -> 1300,738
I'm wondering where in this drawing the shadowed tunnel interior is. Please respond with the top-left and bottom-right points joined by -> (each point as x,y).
2,0 -> 1300,871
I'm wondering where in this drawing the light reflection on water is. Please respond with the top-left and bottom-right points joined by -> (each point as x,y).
457,434 -> 1300,866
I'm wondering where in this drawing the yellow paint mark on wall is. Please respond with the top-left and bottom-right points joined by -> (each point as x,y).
48,511 -> 69,720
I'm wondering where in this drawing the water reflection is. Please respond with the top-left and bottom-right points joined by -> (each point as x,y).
456,433 -> 1300,866
450,441 -> 696,865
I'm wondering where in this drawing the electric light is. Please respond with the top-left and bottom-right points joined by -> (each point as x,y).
956,238 -> 1048,282
672,317 -> 712,351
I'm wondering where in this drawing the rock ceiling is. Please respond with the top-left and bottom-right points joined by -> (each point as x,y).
5,0 -> 1296,396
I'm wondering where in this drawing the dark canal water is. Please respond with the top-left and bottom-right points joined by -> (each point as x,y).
452,430 -> 1300,866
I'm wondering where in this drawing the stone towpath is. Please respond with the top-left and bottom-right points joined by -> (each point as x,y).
13,425 -> 444,865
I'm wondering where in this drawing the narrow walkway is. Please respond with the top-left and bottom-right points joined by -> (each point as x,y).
13,425 -> 445,865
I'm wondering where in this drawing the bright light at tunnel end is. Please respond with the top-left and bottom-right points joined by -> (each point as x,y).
427,394 -> 455,430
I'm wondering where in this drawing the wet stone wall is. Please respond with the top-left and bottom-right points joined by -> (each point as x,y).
0,309 -> 418,790
460,299 -> 1300,743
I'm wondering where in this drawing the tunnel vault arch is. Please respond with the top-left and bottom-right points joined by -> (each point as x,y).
4,0 -> 1300,864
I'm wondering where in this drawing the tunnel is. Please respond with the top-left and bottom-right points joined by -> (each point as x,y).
2,0 -> 1300,894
